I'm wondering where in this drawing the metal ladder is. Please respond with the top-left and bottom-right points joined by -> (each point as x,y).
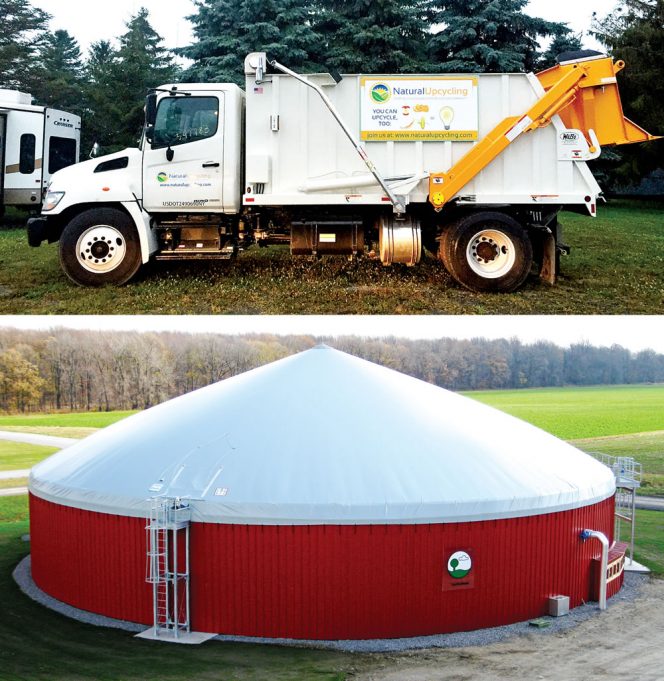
591,453 -> 641,564
146,497 -> 191,639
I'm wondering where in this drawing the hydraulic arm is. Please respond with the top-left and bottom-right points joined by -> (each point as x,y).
428,56 -> 660,210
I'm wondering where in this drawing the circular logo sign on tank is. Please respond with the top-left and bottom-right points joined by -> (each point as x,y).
447,551 -> 472,579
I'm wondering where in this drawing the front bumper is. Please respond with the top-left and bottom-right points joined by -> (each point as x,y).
27,217 -> 48,247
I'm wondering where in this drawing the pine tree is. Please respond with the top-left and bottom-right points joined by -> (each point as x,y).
592,0 -> 664,185
427,0 -> 570,73
180,0 -> 321,85
0,0 -> 51,90
314,0 -> 429,73
81,41 -> 123,153
537,32 -> 584,70
35,30 -> 85,112
114,8 -> 179,147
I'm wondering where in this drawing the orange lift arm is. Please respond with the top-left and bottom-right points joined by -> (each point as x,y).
428,56 -> 660,210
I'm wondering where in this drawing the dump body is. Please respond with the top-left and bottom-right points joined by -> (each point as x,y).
244,68 -> 599,210
0,89 -> 80,209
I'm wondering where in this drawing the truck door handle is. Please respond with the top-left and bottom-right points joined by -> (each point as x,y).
202,162 -> 220,168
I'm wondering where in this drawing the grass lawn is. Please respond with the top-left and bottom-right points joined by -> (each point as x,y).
0,441 -> 59,471
467,384 -> 664,440
1,200 -> 662,314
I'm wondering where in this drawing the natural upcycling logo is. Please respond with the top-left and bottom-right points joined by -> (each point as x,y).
447,551 -> 472,579
157,172 -> 169,183
370,83 -> 391,104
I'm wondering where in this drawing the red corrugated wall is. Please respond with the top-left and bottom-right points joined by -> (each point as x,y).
30,493 -> 615,639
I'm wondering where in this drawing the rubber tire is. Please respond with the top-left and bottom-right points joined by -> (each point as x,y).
59,208 -> 142,286
438,212 -> 533,293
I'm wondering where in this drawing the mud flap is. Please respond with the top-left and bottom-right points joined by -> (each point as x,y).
538,232 -> 557,285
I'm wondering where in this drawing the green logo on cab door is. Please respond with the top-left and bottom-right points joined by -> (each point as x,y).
157,172 -> 168,183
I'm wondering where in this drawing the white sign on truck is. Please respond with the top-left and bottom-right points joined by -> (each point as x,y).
360,77 -> 479,142
27,51 -> 658,292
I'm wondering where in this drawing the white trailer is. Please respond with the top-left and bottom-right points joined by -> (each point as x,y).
0,90 -> 80,213
27,51 -> 657,291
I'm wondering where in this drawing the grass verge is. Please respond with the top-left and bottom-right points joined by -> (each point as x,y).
0,442 -> 59,471
0,478 -> 28,490
0,412 -> 134,429
1,200 -> 662,314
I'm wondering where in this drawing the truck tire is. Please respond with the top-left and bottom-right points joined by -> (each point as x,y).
438,212 -> 533,293
59,208 -> 142,286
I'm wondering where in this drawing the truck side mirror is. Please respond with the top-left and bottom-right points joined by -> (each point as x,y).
145,124 -> 155,145
89,142 -> 100,158
145,93 -> 158,127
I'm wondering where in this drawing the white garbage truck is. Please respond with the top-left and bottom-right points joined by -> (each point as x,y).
27,51 -> 657,291
1,90 -> 80,213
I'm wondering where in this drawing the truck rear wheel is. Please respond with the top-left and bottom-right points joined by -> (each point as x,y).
439,212 -> 532,293
59,208 -> 142,286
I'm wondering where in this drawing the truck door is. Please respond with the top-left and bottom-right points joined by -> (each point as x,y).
143,91 -> 225,212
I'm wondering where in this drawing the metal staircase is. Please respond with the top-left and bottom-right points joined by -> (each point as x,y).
592,454 -> 641,564
145,497 -> 191,639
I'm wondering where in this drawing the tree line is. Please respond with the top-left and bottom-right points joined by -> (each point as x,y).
0,327 -> 662,413
1,0 -> 661,187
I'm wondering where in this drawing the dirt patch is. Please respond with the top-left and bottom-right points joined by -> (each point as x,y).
352,578 -> 664,681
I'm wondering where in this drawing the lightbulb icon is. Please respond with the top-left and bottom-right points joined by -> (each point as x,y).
439,106 -> 455,130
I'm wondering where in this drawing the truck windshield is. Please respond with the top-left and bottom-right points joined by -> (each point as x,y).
152,96 -> 219,149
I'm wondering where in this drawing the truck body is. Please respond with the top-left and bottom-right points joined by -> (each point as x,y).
0,90 -> 80,212
27,52 -> 657,291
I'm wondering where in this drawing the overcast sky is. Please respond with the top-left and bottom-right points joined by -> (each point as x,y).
1,316 -> 663,353
31,0 -> 614,56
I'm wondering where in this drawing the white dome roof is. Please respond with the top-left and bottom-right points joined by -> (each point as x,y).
30,346 -> 615,524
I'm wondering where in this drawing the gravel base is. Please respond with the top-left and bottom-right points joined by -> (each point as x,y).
13,554 -> 649,653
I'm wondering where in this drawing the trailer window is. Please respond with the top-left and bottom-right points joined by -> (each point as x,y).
49,137 -> 77,174
19,134 -> 36,174
152,96 -> 219,149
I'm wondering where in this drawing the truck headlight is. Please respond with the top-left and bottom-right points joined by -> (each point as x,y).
43,191 -> 65,211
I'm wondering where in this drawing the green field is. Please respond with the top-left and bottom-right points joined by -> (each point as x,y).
0,441 -> 59,471
467,384 -> 664,440
1,200 -> 662,314
0,412 -> 134,429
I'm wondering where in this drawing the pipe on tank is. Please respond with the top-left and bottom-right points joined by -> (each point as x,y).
580,529 -> 609,610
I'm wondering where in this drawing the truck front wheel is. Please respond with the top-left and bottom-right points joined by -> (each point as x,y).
439,212 -> 533,293
59,208 -> 142,286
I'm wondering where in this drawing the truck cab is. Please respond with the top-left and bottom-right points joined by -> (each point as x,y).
28,84 -> 243,286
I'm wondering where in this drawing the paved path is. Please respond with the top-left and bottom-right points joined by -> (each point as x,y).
0,486 -> 28,497
0,430 -> 77,448
635,495 -> 664,511
0,469 -> 30,480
